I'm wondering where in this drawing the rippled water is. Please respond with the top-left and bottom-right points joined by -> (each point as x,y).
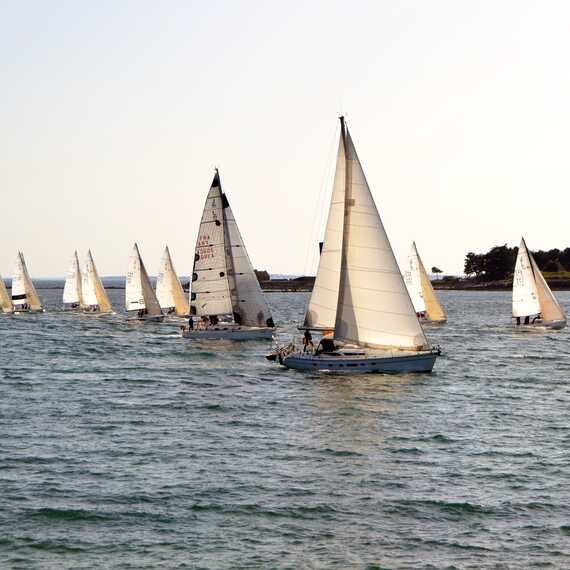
1,290 -> 569,569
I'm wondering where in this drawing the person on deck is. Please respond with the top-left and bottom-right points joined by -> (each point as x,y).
303,330 -> 314,352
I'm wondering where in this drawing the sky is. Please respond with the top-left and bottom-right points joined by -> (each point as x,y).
2,0 -> 570,278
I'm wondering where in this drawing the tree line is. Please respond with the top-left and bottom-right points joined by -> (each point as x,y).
464,245 -> 570,281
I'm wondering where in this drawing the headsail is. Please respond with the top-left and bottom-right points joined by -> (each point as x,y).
303,137 -> 346,330
12,252 -> 43,311
156,246 -> 189,315
126,244 -> 162,316
223,193 -> 274,327
405,242 -> 446,322
332,118 -> 429,350
190,170 -> 274,327
0,274 -> 12,313
512,238 -> 541,317
82,250 -> 112,312
531,255 -> 566,323
63,251 -> 83,307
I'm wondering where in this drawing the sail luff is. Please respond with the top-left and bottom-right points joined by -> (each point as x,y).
0,274 -> 11,312
332,121 -> 429,350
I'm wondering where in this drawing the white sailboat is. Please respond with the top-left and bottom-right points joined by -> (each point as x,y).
0,274 -> 12,314
63,251 -> 83,310
11,252 -> 44,313
404,242 -> 446,323
126,243 -> 164,322
512,237 -> 566,329
156,245 -> 189,316
279,117 -> 439,373
82,249 -> 113,313
182,169 -> 275,340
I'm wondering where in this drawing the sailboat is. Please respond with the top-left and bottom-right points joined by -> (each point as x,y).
182,169 -> 275,340
512,237 -> 566,329
125,243 -> 164,322
278,117 -> 439,373
82,249 -> 113,313
404,242 -> 447,323
0,274 -> 12,314
156,245 -> 189,316
11,252 -> 44,313
63,251 -> 83,310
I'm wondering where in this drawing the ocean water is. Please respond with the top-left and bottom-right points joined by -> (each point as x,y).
1,290 -> 569,569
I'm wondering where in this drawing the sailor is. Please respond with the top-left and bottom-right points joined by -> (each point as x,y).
303,329 -> 314,352
532,314 -> 541,324
524,316 -> 530,325
210,314 -> 219,326
516,317 -> 521,325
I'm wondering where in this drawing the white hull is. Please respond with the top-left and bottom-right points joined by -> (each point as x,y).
282,350 -> 438,374
182,325 -> 274,340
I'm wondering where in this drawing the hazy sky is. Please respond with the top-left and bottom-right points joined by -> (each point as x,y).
2,0 -> 570,278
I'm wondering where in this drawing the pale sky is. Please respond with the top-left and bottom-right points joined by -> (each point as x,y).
2,0 -> 570,278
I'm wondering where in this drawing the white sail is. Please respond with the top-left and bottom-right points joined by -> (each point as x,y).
12,252 -> 42,311
82,250 -> 112,312
333,121 -> 429,350
303,137 -> 346,330
63,251 -> 83,306
0,274 -> 12,313
512,238 -> 541,317
224,197 -> 274,327
156,246 -> 189,315
190,171 -> 235,319
405,242 -> 446,322
126,244 -> 162,316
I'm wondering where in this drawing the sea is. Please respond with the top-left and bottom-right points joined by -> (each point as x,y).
1,289 -> 569,569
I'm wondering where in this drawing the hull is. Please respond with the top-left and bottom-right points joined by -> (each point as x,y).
13,308 -> 44,315
126,314 -> 164,322
514,319 -> 566,331
181,326 -> 274,340
282,350 -> 437,374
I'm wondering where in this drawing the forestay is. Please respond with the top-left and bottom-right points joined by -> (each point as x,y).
12,252 -> 42,311
333,122 -> 429,350
63,251 -> 83,306
156,246 -> 189,315
126,244 -> 162,316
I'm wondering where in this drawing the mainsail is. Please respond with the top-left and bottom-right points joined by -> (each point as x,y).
404,242 -> 446,322
126,244 -> 162,316
0,274 -> 12,313
82,250 -> 112,312
156,246 -> 189,315
190,170 -> 274,327
12,252 -> 42,311
304,118 -> 428,350
63,251 -> 83,307
513,238 -> 566,323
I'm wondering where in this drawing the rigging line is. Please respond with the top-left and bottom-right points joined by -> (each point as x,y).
302,120 -> 341,278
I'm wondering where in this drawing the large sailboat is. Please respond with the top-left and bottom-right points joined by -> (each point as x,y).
82,249 -> 113,313
125,243 -> 164,322
12,252 -> 44,313
63,251 -> 83,310
0,274 -> 12,314
156,245 -> 189,316
512,237 -> 566,329
182,169 -> 275,340
404,242 -> 446,323
278,117 -> 439,373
